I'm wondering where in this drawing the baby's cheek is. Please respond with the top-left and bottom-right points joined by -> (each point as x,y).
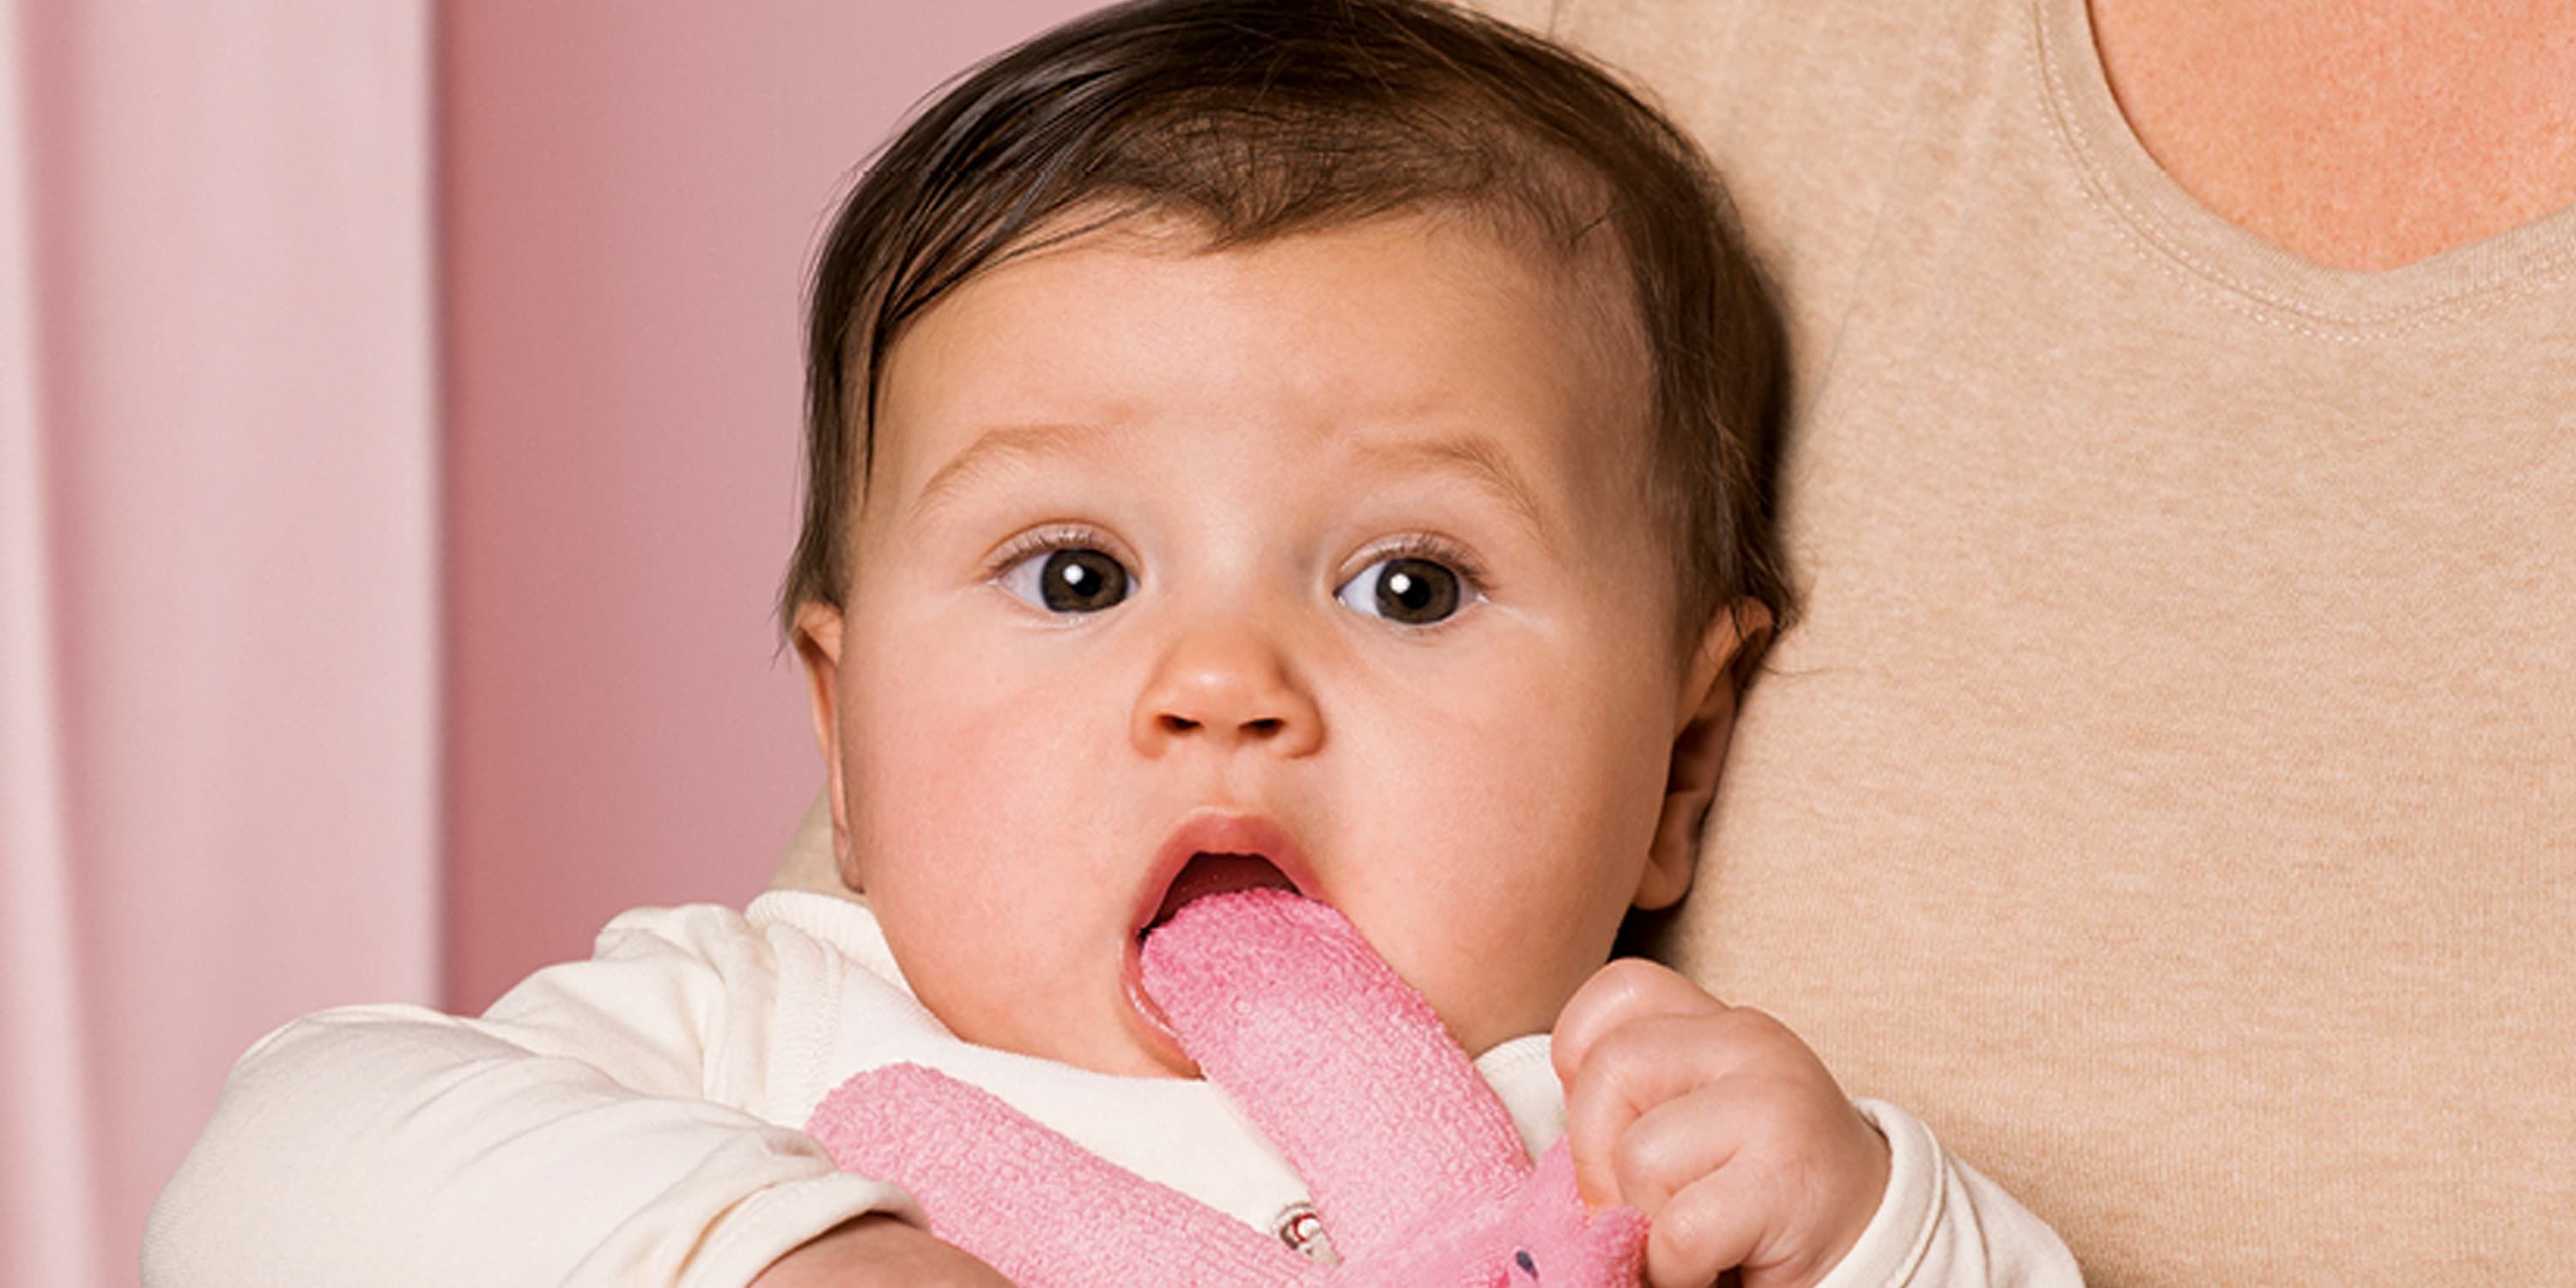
1418,952 -> 1574,1057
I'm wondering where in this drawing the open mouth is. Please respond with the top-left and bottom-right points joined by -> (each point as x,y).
1139,851 -> 1301,942
1121,812 -> 1318,1073
1130,811 -> 1319,944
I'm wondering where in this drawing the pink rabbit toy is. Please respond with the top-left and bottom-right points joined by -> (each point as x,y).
805,887 -> 1649,1286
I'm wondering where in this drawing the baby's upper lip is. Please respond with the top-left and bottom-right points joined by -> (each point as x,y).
1132,810 -> 1318,935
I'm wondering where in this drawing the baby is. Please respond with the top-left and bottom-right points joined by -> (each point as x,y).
146,3 -> 2075,1285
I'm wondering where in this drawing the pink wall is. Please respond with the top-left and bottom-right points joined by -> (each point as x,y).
439,1 -> 1107,1009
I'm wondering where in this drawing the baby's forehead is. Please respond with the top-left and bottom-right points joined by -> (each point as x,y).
976,204 -> 1649,398
875,205 -> 1656,458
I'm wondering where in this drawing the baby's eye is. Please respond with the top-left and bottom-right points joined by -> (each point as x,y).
1334,555 -> 1469,626
998,545 -> 1132,613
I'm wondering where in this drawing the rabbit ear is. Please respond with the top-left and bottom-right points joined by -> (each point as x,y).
1498,1144 -> 1649,1288
1140,891 -> 1530,1267
807,1063 -> 1306,1286
1521,1143 -> 1587,1215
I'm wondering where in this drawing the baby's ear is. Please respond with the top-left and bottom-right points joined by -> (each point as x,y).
790,602 -> 858,887
1637,602 -> 1774,910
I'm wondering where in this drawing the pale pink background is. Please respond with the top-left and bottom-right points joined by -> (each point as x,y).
3,3 -> 1102,1285
440,0 -> 1108,1012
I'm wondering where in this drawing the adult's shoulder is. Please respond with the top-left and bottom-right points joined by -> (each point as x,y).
1467,2 -> 2038,371
1471,2 -> 2005,147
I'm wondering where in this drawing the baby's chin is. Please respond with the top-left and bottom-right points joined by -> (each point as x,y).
1005,1031 -> 1203,1081
1078,1038 -> 1203,1080
942,995 -> 1204,1081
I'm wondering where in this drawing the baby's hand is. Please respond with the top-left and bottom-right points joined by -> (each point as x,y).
749,1214 -> 1013,1288
1554,960 -> 1889,1288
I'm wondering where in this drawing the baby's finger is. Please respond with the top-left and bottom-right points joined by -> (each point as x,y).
1633,1084 -> 1891,1288
1642,1164 -> 1769,1288
1606,1086 -> 1746,1217
1552,957 -> 1728,1088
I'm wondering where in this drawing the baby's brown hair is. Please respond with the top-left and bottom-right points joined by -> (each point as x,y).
781,0 -> 1789,653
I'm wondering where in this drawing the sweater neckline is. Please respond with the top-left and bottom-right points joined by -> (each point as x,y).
2032,0 -> 2576,334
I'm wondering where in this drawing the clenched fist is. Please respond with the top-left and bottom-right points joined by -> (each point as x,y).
1555,959 -> 1891,1288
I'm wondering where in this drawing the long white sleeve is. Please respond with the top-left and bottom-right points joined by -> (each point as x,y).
1814,1101 -> 2085,1288
144,896 -> 2082,1286
141,903 -> 912,1288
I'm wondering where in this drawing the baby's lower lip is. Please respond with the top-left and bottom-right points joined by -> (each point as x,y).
1119,935 -> 1200,1077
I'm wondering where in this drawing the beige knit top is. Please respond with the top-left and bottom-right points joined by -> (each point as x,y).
1499,1 -> 2574,1282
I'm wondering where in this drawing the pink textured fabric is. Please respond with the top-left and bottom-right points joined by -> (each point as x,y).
806,890 -> 1648,1285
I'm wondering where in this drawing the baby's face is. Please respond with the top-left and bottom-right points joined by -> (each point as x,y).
798,212 -> 1741,1077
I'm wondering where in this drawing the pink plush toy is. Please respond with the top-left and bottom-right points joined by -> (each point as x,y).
805,888 -> 1649,1285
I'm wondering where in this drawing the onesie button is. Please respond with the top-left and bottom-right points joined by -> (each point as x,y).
1273,1202 -> 1336,1264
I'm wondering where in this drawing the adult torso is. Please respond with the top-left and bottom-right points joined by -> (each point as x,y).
1527,0 -> 2576,1281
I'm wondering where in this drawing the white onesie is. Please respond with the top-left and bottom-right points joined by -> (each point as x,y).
143,890 -> 2075,1286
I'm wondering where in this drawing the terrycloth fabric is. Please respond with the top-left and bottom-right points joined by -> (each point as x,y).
806,890 -> 1649,1285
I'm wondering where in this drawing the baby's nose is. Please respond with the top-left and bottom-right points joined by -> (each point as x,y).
1131,623 -> 1322,757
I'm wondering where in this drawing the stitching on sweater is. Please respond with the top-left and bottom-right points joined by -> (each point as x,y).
2023,0 -> 2576,343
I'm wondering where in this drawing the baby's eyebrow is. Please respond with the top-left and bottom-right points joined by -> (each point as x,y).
1351,433 -> 1555,553
908,422 -> 1556,551
908,422 -> 1107,523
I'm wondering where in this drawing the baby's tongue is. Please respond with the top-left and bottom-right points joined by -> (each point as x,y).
1151,854 -> 1298,934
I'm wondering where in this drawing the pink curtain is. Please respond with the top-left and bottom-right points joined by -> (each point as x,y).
1,3 -> 438,1285
2,6 -> 94,1285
